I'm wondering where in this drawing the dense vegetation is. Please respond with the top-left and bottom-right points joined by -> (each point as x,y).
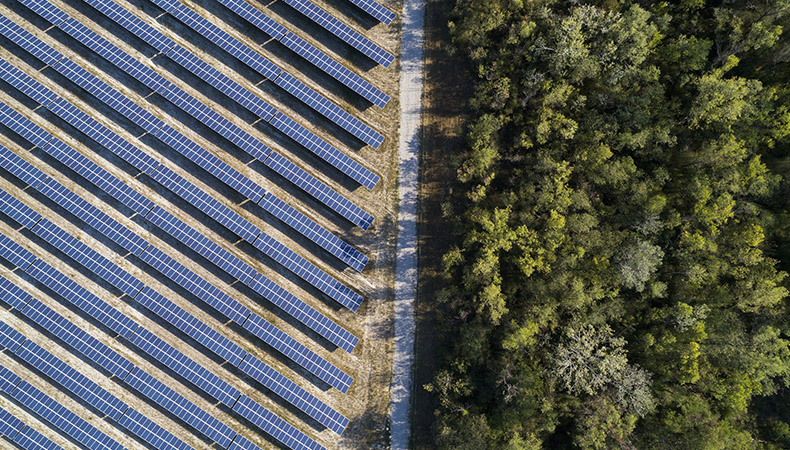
426,0 -> 790,448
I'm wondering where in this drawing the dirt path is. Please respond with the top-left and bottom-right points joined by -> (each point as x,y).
389,0 -> 425,447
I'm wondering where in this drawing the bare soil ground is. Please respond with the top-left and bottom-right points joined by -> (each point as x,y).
410,0 -> 472,447
0,0 -> 404,447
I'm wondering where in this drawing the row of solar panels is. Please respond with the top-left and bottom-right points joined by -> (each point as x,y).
0,115 -> 356,391
0,26 -> 366,313
0,403 -> 63,450
0,274 -> 325,450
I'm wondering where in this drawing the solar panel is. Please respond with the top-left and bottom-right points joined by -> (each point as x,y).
81,0 -> 177,53
231,395 -> 325,450
281,0 -> 394,67
0,365 -> 21,393
345,0 -> 396,25
118,408 -> 195,450
238,354 -> 349,434
13,339 -> 129,421
126,327 -> 241,407
0,231 -> 37,270
0,59 -> 59,108
149,0 -> 184,14
268,111 -> 379,189
0,143 -> 47,189
0,186 -> 42,229
0,15 -> 63,68
158,86 -> 272,161
40,139 -> 155,216
23,297 -> 135,379
24,259 -> 140,339
0,321 -> 26,353
155,124 -> 267,203
124,367 -> 237,448
15,0 -> 70,27
164,45 -> 277,122
145,206 -> 257,285
252,231 -> 364,311
241,313 -> 353,392
246,274 -> 359,353
0,406 -> 25,438
217,0 -> 287,40
0,275 -> 34,310
36,177 -> 149,256
10,379 -> 125,450
135,286 -> 246,367
137,245 -> 251,324
279,32 -> 390,107
167,5 -> 281,80
31,219 -> 145,298
13,425 -> 64,450
0,102 -> 53,149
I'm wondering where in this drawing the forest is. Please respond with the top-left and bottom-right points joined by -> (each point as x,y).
425,0 -> 790,448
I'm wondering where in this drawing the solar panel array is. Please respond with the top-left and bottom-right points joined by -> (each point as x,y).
0,0 -> 398,446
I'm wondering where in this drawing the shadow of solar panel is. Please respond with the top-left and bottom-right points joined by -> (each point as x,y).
124,367 -> 237,448
24,259 -> 140,339
346,0 -> 396,24
218,0 -> 287,40
136,287 -> 246,367
281,0 -> 394,67
145,206 -> 257,284
118,408 -> 194,450
246,272 -> 360,353
231,395 -> 325,450
0,406 -> 24,439
241,312 -> 354,391
273,71 -> 384,149
13,340 -> 129,421
0,187 -> 42,229
126,327 -> 241,407
10,379 -> 125,450
238,354 -> 349,433
22,297 -> 135,379
12,425 -> 64,450
280,32 -> 390,107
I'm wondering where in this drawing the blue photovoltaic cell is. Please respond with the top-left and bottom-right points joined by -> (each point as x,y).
346,0 -> 396,24
15,0 -> 70,26
23,298 -> 135,379
164,46 -> 277,122
0,321 -> 25,353
148,165 -> 261,242
36,177 -> 149,256
10,379 -> 125,450
247,273 -> 359,353
259,192 -> 369,270
31,219 -> 145,298
0,275 -> 34,310
280,32 -> 390,108
0,406 -> 24,438
137,245 -> 251,324
217,0 -> 287,39
13,425 -> 64,450
124,367 -> 237,448
13,340 -> 129,421
242,313 -> 353,392
24,259 -> 140,339
0,143 -> 46,189
0,59 -> 58,110
156,125 -> 267,203
0,102 -> 53,149
273,71 -> 384,149
118,408 -> 195,450
281,0 -> 394,67
0,15 -> 62,68
167,5 -> 281,80
127,327 -> 241,407
149,0 -> 184,13
0,365 -> 21,393
145,206 -> 257,285
0,186 -> 41,229
238,354 -> 349,434
253,232 -> 364,311
41,139 -> 155,216
0,232 -> 37,270
227,435 -> 266,450
231,395 -> 325,450
81,0 -> 177,53
268,111 -> 379,190
135,286 -> 246,367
